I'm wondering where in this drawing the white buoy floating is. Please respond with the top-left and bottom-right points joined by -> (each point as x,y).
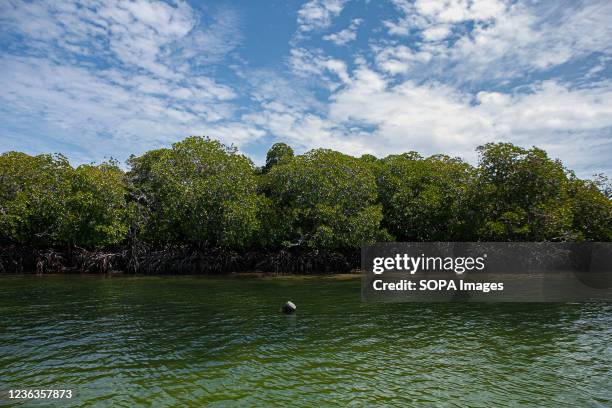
281,301 -> 296,314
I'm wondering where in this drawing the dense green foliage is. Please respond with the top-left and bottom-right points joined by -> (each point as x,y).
567,176 -> 612,241
67,162 -> 129,247
0,137 -> 610,249
260,148 -> 388,249
0,152 -> 127,247
377,152 -> 474,241
127,137 -> 261,248
468,143 -> 573,241
263,142 -> 294,173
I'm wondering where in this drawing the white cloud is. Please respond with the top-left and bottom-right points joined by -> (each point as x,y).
414,0 -> 506,23
242,106 -> 371,157
323,18 -> 363,45
421,25 -> 451,41
0,55 -> 251,159
380,0 -> 612,83
246,69 -> 325,113
384,0 -> 507,35
1,0 -> 611,180
279,0 -> 612,176
374,45 -> 432,74
174,8 -> 242,67
244,62 -> 612,176
442,1 -> 612,82
328,67 -> 488,156
0,0 -> 242,77
325,70 -> 612,175
289,48 -> 351,86
1,0 -> 198,78
0,1 -> 255,163
297,0 -> 347,32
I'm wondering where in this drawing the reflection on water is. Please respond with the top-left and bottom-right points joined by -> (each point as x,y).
0,276 -> 611,407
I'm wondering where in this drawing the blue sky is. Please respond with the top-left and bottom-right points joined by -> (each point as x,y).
0,0 -> 611,177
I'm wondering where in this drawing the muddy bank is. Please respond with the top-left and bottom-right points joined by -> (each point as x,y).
0,245 -> 360,275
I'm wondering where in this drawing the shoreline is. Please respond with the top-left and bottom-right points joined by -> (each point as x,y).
0,271 -> 363,280
0,245 -> 360,275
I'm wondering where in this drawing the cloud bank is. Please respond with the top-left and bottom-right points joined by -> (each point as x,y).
0,0 -> 611,178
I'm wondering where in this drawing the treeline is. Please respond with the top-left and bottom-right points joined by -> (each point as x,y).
1,137 -> 610,254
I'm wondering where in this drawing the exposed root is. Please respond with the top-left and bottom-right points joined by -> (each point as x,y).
0,245 -> 359,275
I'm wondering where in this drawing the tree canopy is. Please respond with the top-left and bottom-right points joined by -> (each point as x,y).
468,143 -> 573,241
0,152 -> 127,247
0,138 -> 609,249
127,136 -> 261,248
260,148 -> 388,249
263,142 -> 294,173
377,153 -> 474,241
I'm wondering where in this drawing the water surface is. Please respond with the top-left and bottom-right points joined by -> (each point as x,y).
0,275 -> 611,407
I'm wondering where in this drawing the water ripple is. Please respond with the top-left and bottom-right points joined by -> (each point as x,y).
0,276 -> 611,407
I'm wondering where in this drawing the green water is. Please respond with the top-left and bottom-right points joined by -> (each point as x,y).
0,276 -> 610,407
